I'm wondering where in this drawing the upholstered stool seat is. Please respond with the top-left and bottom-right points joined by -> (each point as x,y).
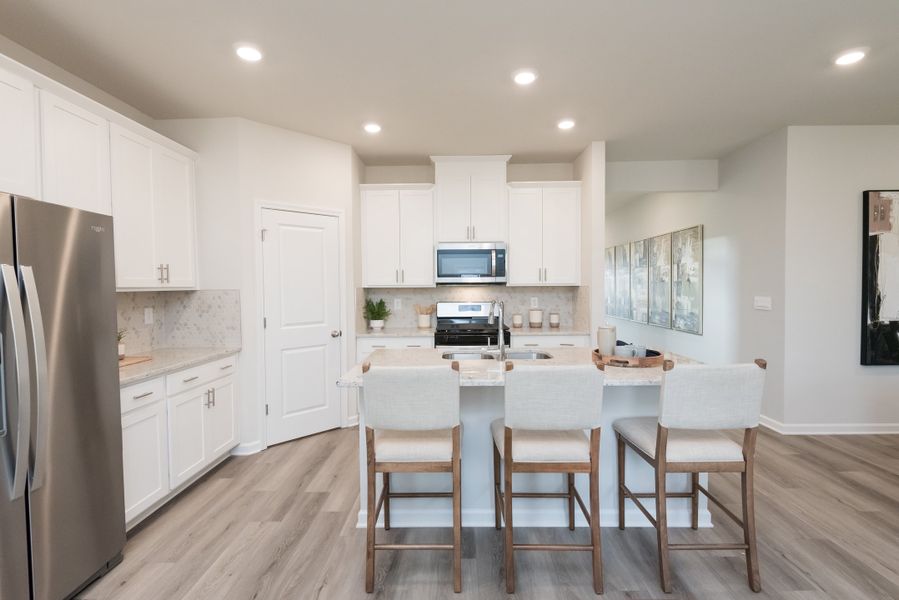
490,419 -> 590,462
613,417 -> 743,463
375,426 -> 460,462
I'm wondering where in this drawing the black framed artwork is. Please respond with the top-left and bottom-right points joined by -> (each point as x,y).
861,190 -> 899,365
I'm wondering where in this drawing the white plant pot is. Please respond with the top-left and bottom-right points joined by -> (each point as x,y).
417,314 -> 431,329
118,343 -> 125,360
369,319 -> 385,331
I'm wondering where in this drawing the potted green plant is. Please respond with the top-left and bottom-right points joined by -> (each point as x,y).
117,329 -> 127,360
364,298 -> 391,331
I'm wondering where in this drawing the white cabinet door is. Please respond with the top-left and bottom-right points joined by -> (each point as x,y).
0,67 -> 38,197
205,376 -> 237,459
110,124 -> 159,288
508,187 -> 542,285
168,388 -> 207,489
469,174 -> 505,241
435,174 -> 470,242
542,187 -> 581,285
399,189 -> 434,286
39,91 -> 111,215
362,189 -> 401,286
122,401 -> 169,523
153,146 -> 196,287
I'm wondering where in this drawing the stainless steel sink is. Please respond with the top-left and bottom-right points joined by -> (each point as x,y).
441,351 -> 497,361
503,351 -> 553,360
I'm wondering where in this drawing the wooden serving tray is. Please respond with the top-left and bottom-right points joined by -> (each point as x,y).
592,348 -> 665,368
119,355 -> 152,368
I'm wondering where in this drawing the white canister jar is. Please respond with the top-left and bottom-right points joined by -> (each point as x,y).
597,325 -> 616,356
528,309 -> 544,328
511,314 -> 524,328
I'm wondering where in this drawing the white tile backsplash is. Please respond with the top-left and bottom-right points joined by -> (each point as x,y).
361,286 -> 585,329
117,290 -> 241,353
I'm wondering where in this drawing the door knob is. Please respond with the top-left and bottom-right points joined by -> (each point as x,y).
331,330 -> 342,338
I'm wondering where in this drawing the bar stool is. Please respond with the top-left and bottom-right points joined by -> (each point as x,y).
492,360 -> 606,595
614,359 -> 767,593
361,361 -> 463,593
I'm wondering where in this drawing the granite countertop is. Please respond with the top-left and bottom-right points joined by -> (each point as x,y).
119,347 -> 241,387
357,327 -> 434,338
337,347 -> 696,389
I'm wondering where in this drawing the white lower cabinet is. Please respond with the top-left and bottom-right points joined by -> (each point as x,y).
121,398 -> 169,524
121,355 -> 239,528
512,334 -> 591,348
356,336 -> 434,363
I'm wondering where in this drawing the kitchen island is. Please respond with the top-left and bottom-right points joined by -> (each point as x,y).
337,347 -> 710,529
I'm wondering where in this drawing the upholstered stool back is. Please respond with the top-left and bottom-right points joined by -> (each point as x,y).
363,364 -> 461,430
503,363 -> 604,430
659,363 -> 766,430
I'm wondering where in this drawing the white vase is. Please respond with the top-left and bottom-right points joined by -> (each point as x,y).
369,319 -> 385,331
118,343 -> 125,360
417,314 -> 431,329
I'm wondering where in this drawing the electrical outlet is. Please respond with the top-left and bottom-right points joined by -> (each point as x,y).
144,307 -> 154,325
530,297 -> 539,308
394,298 -> 402,311
753,296 -> 772,311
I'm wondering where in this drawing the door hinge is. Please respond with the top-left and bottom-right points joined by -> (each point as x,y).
261,228 -> 267,242
265,404 -> 270,416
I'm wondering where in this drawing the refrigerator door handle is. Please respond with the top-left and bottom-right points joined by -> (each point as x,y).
20,266 -> 49,490
1,264 -> 30,500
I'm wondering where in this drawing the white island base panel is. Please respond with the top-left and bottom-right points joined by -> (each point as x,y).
353,383 -> 711,530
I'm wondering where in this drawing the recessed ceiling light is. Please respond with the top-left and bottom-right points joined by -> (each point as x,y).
513,69 -> 538,86
235,45 -> 262,62
557,119 -> 575,130
363,123 -> 382,134
835,48 -> 866,66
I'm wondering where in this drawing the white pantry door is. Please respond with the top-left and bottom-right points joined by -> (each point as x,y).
263,208 -> 342,445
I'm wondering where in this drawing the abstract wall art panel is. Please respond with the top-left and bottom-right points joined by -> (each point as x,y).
648,233 -> 672,328
862,190 -> 899,365
630,239 -> 649,323
671,225 -> 703,334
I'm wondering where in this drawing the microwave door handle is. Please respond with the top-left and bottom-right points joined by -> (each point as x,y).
20,266 -> 49,491
1,264 -> 30,500
491,250 -> 496,277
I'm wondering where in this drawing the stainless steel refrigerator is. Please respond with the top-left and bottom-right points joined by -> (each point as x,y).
0,194 -> 125,600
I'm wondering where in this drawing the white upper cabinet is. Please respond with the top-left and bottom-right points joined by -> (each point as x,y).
0,66 -> 38,197
110,124 -> 197,290
39,90 -> 111,215
508,182 -> 581,286
361,185 -> 435,287
433,156 -> 510,242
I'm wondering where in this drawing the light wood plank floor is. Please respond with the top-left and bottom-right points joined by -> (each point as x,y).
81,427 -> 899,599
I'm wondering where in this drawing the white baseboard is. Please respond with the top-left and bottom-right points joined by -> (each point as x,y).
231,440 -> 266,456
344,414 -> 359,428
356,507 -> 712,530
760,414 -> 899,435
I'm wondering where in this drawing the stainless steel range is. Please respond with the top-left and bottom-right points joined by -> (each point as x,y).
434,301 -> 510,348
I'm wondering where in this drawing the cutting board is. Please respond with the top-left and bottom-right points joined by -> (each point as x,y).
119,355 -> 152,368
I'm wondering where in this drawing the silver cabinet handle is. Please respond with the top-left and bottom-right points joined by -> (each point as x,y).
395,269 -> 399,283
1,264 -> 30,500
538,267 -> 542,282
401,269 -> 404,283
220,364 -> 234,370
524,343 -> 538,347
406,344 -> 422,348
183,375 -> 200,383
544,267 -> 548,281
132,391 -> 154,400
212,388 -> 216,407
157,264 -> 165,283
372,344 -> 386,348
560,343 -> 575,347
205,389 -> 214,408
20,266 -> 49,490
330,330 -> 342,338
165,264 -> 170,283
466,226 -> 470,240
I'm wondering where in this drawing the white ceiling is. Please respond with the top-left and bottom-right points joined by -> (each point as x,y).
1,1 -> 898,164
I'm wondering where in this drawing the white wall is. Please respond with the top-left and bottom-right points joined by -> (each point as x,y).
573,142 -> 606,345
363,162 -> 574,184
783,126 -> 899,430
157,117 -> 358,453
606,130 -> 788,421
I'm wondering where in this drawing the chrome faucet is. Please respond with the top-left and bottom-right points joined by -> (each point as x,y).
487,300 -> 506,360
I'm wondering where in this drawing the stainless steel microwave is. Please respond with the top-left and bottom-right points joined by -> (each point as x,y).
435,242 -> 507,284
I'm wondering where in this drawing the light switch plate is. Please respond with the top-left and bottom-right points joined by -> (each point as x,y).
530,297 -> 539,308
143,307 -> 154,325
394,298 -> 402,311
753,296 -> 772,311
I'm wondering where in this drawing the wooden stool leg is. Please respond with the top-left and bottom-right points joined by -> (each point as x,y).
655,426 -> 672,593
365,428 -> 376,593
690,472 -> 699,530
452,426 -> 462,593
742,429 -> 761,592
568,473 -> 576,531
493,444 -> 502,530
617,434 -> 626,530
504,427 -> 515,594
589,428 -> 603,595
383,472 -> 391,531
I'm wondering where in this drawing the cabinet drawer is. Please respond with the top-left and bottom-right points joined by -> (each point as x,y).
356,337 -> 433,362
121,377 -> 166,414
512,335 -> 590,348
166,355 -> 238,397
